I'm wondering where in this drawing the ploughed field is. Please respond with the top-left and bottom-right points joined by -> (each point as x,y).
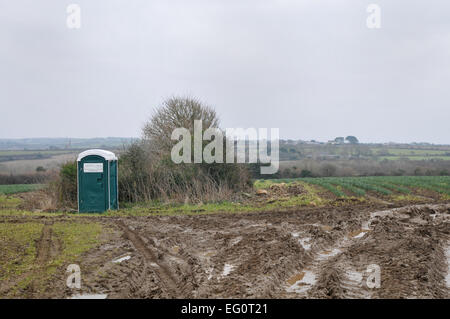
0,176 -> 449,299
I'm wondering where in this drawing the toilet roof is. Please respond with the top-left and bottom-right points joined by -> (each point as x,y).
77,149 -> 117,161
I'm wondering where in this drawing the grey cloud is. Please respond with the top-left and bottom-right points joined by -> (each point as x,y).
0,0 -> 449,143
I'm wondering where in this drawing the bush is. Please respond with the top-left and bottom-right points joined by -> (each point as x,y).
48,161 -> 77,209
119,141 -> 252,203
119,97 -> 252,203
300,169 -> 313,178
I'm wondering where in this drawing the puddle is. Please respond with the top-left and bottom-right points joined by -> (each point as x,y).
409,217 -> 427,225
345,269 -> 363,283
206,267 -> 214,280
299,237 -> 311,250
320,225 -> 333,232
112,255 -> 131,263
69,293 -> 108,299
172,246 -> 180,254
286,270 -> 316,293
318,248 -> 341,259
221,263 -> 235,276
248,224 -> 265,228
361,220 -> 371,230
353,232 -> 366,239
204,251 -> 215,257
231,236 -> 242,245
370,209 -> 409,221
291,233 -> 311,250
349,230 -> 368,239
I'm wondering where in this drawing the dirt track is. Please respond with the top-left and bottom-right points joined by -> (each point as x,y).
1,203 -> 450,299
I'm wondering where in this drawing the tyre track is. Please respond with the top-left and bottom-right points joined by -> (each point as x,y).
115,220 -> 180,298
285,232 -> 352,297
285,213 -> 375,298
302,204 -> 450,298
0,223 -> 54,296
140,234 -> 199,297
35,224 -> 52,265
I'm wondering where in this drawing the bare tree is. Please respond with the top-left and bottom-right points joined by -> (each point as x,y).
143,96 -> 219,156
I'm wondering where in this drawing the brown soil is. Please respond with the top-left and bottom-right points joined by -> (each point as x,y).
0,203 -> 449,299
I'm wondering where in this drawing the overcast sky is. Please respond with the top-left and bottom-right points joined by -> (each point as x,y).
1,0 -> 449,143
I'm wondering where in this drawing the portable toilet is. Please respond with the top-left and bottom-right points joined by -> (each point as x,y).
77,149 -> 118,213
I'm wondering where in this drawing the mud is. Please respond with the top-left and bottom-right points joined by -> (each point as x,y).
1,203 -> 449,299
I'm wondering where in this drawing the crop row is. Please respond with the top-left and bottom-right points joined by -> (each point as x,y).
302,176 -> 450,197
0,184 -> 44,195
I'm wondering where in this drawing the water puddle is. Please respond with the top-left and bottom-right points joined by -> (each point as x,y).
349,229 -> 368,239
318,248 -> 341,260
299,237 -> 311,250
171,246 -> 180,254
321,225 -> 333,232
231,236 -> 242,245
112,255 -> 131,263
286,270 -> 316,293
291,233 -> 311,250
362,220 -> 371,230
204,251 -> 215,257
370,209 -> 409,221
221,263 -> 235,276
69,293 -> 108,299
206,267 -> 214,280
353,232 -> 366,239
345,269 -> 363,283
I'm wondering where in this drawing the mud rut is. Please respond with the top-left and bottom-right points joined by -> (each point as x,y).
87,204 -> 450,298
284,231 -> 373,298
35,224 -> 52,265
1,203 -> 449,299
115,220 -> 197,298
0,222 -> 61,297
282,213 -> 381,298
281,204 -> 450,298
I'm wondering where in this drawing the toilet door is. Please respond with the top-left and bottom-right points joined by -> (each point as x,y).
79,161 -> 106,212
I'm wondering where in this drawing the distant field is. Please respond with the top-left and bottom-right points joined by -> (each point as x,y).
373,148 -> 449,156
0,150 -> 73,156
0,184 -> 44,195
0,149 -> 122,174
256,176 -> 450,198
378,156 -> 450,161
278,143 -> 450,164
0,153 -> 78,174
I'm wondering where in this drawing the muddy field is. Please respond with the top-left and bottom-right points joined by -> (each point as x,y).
1,202 -> 449,299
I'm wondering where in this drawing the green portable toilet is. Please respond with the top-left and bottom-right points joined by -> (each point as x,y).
77,149 -> 118,213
